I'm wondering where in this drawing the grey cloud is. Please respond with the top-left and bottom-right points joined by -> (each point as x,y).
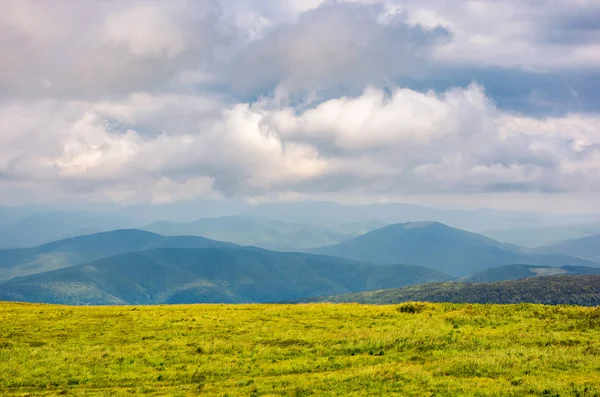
483,182 -> 566,194
0,0 -> 235,100
1,0 -> 600,209
538,5 -> 600,45
224,2 -> 451,92
397,67 -> 600,116
0,84 -> 599,205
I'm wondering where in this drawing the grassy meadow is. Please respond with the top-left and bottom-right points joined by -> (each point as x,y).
1,302 -> 599,396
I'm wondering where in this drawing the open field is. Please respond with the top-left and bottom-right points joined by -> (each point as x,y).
1,302 -> 599,396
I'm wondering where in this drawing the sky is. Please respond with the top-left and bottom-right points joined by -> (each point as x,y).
1,0 -> 599,213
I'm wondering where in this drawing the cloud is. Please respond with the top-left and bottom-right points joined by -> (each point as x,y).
261,84 -> 600,195
1,84 -> 598,206
0,0 -> 599,211
0,0 -> 234,99
1,0 -> 598,108
224,2 -> 451,92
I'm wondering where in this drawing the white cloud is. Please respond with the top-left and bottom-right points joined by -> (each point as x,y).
1,84 -> 598,207
104,5 -> 186,58
0,0 -> 234,98
0,0 -> 599,211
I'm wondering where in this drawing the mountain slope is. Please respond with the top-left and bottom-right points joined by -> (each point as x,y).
310,222 -> 599,277
538,234 -> 600,262
302,275 -> 600,306
0,248 -> 451,304
0,211 -> 138,249
461,264 -> 600,283
244,201 -> 600,232
483,222 -> 600,247
0,229 -> 235,280
143,215 -> 355,251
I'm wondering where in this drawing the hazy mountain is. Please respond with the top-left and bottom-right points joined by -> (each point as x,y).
244,201 -> 600,233
0,229 -> 234,280
483,222 -> 600,247
0,207 -> 39,228
143,216 -> 356,251
461,264 -> 600,283
245,202 -> 539,231
328,221 -> 390,236
0,248 -> 451,305
302,275 -> 600,306
310,222 -> 599,277
0,212 -> 139,249
3,201 -> 600,242
537,234 -> 600,262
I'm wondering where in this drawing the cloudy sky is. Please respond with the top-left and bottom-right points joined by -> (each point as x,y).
1,0 -> 599,212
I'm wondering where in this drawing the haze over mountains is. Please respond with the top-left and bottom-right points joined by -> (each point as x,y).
3,202 -> 600,249
310,222 -> 599,277
0,212 -> 138,249
143,216 -> 360,251
484,223 -> 600,248
0,247 -> 449,305
1,201 -> 600,306
538,234 -> 600,262
0,230 -> 234,280
242,202 -> 600,233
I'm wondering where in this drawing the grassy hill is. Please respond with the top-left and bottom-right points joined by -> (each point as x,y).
0,229 -> 234,280
304,275 -> 600,306
1,302 -> 598,396
0,247 -> 450,304
538,234 -> 600,262
143,215 -> 356,251
310,222 -> 598,276
462,264 -> 600,283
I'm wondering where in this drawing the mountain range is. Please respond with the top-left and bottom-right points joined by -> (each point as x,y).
0,230 -> 234,280
243,201 -> 600,232
2,219 -> 600,305
484,222 -> 600,247
461,264 -> 600,283
142,215 -> 360,251
0,247 -> 450,305
4,201 -> 600,250
0,211 -> 138,249
301,275 -> 600,306
310,222 -> 599,277
537,234 -> 600,262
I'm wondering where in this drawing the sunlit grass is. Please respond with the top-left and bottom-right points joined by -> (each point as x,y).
1,302 -> 599,396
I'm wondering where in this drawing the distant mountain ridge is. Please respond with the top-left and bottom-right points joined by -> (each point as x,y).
537,234 -> 600,262
301,275 -> 600,306
0,211 -> 138,249
461,264 -> 600,283
242,201 -> 600,232
310,222 -> 599,277
484,222 -> 600,247
0,247 -> 451,305
143,215 -> 358,251
0,229 -> 234,280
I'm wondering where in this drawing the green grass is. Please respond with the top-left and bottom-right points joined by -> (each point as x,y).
1,302 -> 599,396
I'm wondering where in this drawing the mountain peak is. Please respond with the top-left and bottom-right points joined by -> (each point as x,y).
311,221 -> 598,277
402,221 -> 441,229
